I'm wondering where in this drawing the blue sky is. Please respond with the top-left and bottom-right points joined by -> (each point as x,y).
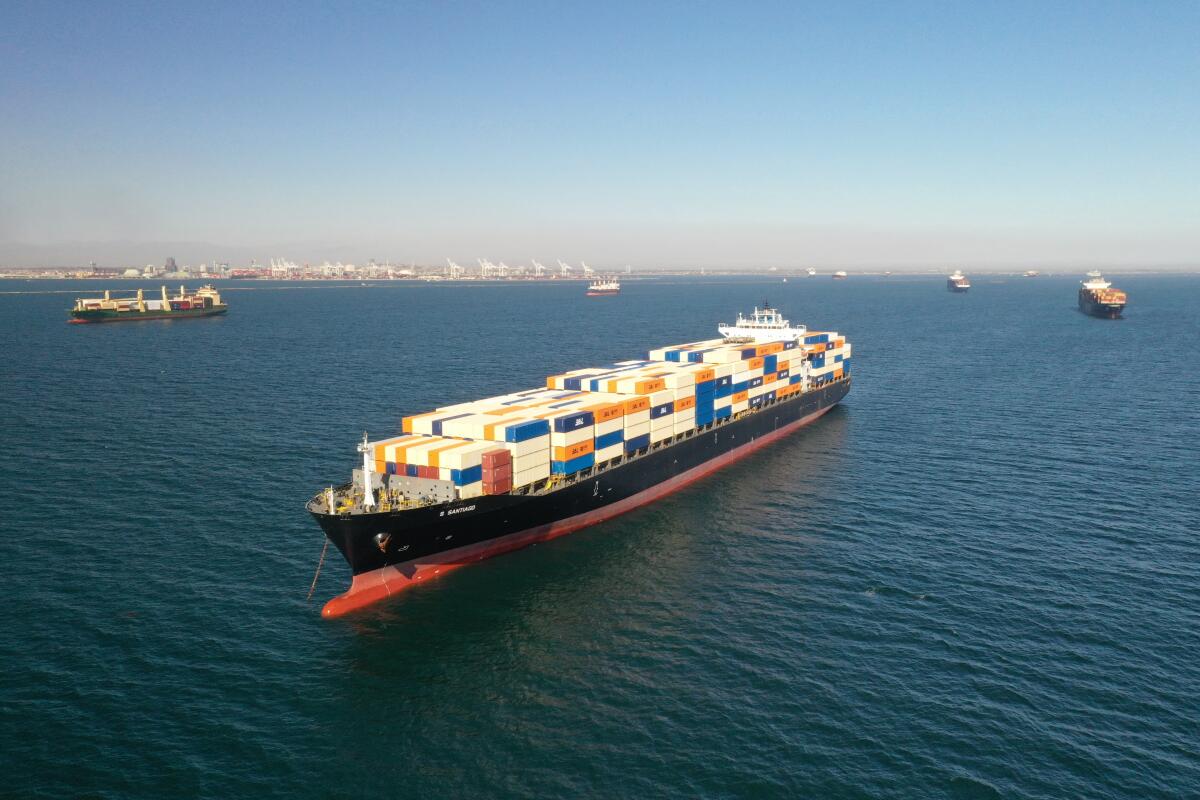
1,0 -> 1197,268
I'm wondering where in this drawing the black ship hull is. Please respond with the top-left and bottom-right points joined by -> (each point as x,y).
1078,292 -> 1123,318
311,380 -> 849,616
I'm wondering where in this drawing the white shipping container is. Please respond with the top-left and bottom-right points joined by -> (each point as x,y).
513,449 -> 550,474
623,409 -> 651,426
594,444 -> 623,462
650,423 -> 674,443
550,426 -> 593,447
500,436 -> 551,459
623,420 -> 650,439
440,442 -> 495,470
458,482 -> 484,500
593,417 -> 623,437
732,400 -> 749,413
513,463 -> 551,488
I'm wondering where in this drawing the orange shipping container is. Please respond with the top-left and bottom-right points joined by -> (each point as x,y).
748,357 -> 764,370
584,401 -> 624,423
732,390 -> 749,403
763,373 -> 777,384
674,396 -> 696,412
554,440 -> 594,461
622,396 -> 650,414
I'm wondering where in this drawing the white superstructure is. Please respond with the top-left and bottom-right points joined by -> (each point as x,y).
718,304 -> 806,342
1081,270 -> 1111,290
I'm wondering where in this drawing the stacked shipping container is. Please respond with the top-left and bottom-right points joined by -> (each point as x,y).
371,330 -> 850,501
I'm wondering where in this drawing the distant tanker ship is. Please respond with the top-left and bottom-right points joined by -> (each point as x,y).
70,285 -> 228,323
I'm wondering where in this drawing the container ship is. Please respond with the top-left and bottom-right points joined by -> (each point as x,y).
586,277 -> 621,296
307,305 -> 852,617
1078,271 -> 1126,318
70,285 -> 227,323
832,271 -> 848,279
947,270 -> 971,292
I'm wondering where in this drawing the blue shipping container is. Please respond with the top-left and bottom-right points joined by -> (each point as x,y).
551,453 -> 595,474
732,380 -> 749,393
624,433 -> 651,452
450,465 -> 483,485
714,375 -> 732,388
749,395 -> 765,408
777,369 -> 790,380
765,390 -> 777,403
790,375 -> 803,384
553,410 -> 594,432
715,383 -> 733,399
696,380 -> 715,396
405,463 -> 419,477
595,430 -> 623,449
505,419 -> 550,442
763,354 -> 777,372
715,405 -> 732,420
651,402 -> 674,419
749,376 -> 764,388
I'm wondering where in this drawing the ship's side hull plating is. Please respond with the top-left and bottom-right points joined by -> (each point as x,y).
313,380 -> 849,617
69,307 -> 229,323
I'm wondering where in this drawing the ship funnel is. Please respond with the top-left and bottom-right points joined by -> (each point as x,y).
358,433 -> 375,509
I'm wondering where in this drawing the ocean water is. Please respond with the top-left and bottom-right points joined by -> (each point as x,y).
1,274 -> 1197,799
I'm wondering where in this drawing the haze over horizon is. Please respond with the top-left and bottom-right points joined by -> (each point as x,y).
2,1 -> 1197,270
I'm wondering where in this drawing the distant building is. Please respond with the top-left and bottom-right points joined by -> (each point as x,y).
165,257 -> 177,271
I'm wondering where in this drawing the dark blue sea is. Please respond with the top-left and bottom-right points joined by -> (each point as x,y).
2,274 -> 1197,798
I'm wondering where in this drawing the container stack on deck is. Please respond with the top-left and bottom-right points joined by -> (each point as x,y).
372,331 -> 852,501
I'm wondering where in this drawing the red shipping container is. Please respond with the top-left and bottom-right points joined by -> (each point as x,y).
417,465 -> 438,479
482,463 -> 512,481
483,477 -> 512,495
481,448 -> 511,469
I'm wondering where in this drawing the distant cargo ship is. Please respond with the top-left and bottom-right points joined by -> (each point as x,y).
1024,270 -> 1040,278
69,285 -> 227,323
832,271 -> 848,280
308,304 -> 851,617
586,277 -> 620,296
1078,271 -> 1126,318
947,270 -> 971,292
